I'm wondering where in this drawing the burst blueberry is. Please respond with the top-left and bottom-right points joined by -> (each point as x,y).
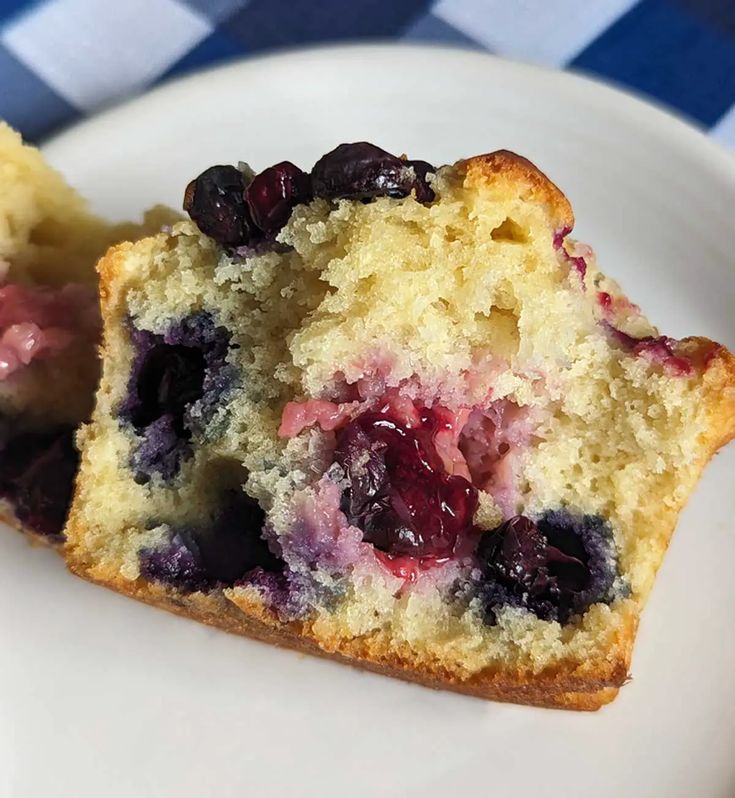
334,408 -> 477,558
475,511 -> 617,624
129,344 -> 205,432
140,529 -> 210,592
405,159 -> 437,203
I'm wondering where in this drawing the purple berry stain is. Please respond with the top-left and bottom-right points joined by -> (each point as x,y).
139,489 -> 283,592
552,225 -> 573,249
603,322 -> 692,376
119,312 -> 236,483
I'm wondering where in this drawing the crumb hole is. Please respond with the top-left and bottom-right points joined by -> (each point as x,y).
473,307 -> 520,358
490,218 -> 528,243
204,457 -> 249,490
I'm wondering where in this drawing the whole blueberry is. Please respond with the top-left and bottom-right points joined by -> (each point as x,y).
245,161 -> 312,235
311,142 -> 435,203
183,165 -> 259,248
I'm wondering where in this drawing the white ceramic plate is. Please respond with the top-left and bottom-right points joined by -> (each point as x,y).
2,45 -> 734,798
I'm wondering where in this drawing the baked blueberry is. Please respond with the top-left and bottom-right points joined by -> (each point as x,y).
335,408 -> 477,558
0,426 -> 78,541
139,490 -> 283,592
475,512 -> 617,624
245,161 -> 312,235
120,312 -> 236,483
184,165 -> 258,248
311,142 -> 435,203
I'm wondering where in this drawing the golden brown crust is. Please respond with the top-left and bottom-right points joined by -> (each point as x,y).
65,561 -> 619,711
457,150 -> 574,233
65,513 -> 632,712
698,340 -> 735,450
229,587 -> 634,708
96,240 -> 139,312
96,226 -> 191,316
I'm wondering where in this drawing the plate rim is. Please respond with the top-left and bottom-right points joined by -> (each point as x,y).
9,39 -> 733,798
42,41 -> 735,180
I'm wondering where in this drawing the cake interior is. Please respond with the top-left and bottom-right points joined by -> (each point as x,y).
67,143 -> 728,684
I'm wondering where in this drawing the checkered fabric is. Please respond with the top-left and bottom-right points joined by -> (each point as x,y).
1,0 -> 734,150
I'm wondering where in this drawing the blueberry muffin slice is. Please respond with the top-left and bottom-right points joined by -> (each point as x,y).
64,143 -> 735,709
0,122 -> 175,544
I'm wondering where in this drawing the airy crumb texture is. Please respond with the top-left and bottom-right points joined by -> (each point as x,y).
65,149 -> 735,709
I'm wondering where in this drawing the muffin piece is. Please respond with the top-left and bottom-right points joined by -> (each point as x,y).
64,143 -> 735,709
0,122 -> 175,544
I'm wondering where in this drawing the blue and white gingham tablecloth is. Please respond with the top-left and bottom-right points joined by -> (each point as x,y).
1,0 -> 735,150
